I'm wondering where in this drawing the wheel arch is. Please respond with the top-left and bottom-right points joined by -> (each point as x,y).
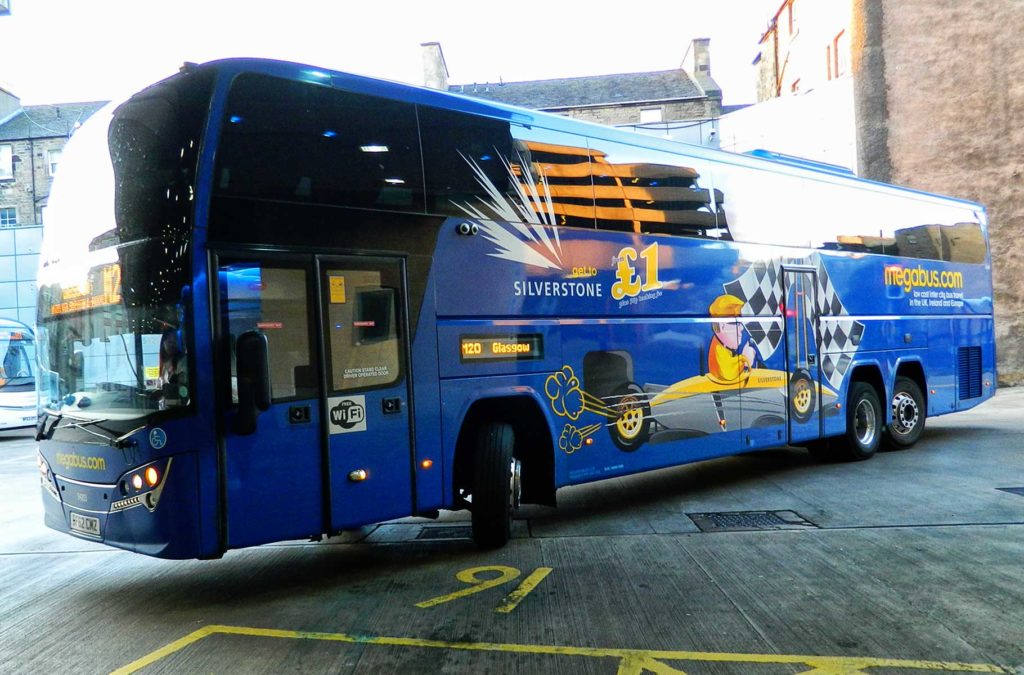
892,359 -> 928,411
452,393 -> 556,508
849,363 -> 885,411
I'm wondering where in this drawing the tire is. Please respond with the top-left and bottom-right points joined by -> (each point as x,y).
608,383 -> 651,452
883,376 -> 926,450
471,422 -> 520,549
836,382 -> 883,461
789,368 -> 817,423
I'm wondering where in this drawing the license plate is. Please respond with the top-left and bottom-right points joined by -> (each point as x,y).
70,512 -> 101,538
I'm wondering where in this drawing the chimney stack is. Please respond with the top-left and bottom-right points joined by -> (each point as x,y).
682,37 -> 721,99
421,42 -> 449,91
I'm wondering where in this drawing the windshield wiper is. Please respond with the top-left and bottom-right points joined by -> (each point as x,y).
39,410 -> 144,449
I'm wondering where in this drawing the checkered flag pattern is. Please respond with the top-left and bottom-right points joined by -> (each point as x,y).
723,259 -> 785,360
722,255 -> 864,392
814,261 -> 864,391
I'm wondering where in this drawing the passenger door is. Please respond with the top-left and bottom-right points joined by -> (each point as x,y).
784,268 -> 822,444
218,256 -> 325,549
318,256 -> 414,529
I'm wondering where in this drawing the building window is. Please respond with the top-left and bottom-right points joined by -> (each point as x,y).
826,45 -> 832,80
47,149 -> 62,176
639,108 -> 663,124
0,207 -> 16,228
0,144 -> 12,181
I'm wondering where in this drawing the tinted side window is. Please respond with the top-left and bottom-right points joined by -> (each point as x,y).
717,164 -> 986,263
420,106 -> 513,216
585,139 -> 726,238
220,262 -> 317,403
217,74 -> 423,213
510,126 -> 595,229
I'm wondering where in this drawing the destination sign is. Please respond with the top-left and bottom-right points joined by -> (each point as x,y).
460,334 -> 543,363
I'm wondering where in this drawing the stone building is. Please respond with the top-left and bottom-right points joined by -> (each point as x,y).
422,40 -> 723,147
0,87 -> 106,324
720,1 -> 856,169
852,0 -> 1024,385
724,0 -> 1024,385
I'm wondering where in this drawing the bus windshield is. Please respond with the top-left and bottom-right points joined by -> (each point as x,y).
35,69 -> 209,421
0,326 -> 36,392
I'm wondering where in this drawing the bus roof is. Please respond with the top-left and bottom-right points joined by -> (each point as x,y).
193,58 -> 985,213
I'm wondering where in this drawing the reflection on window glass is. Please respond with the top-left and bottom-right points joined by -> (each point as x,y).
218,74 -> 423,212
325,268 -> 401,392
586,139 -> 727,238
36,251 -> 192,419
221,264 -> 315,402
509,126 -> 594,229
716,164 -> 986,263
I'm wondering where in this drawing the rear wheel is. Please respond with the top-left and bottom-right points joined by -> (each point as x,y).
837,382 -> 882,461
471,422 -> 520,549
883,376 -> 926,450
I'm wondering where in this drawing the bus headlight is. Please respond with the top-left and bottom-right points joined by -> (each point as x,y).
37,453 -> 59,499
113,458 -> 172,513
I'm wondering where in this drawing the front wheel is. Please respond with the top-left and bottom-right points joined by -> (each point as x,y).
883,377 -> 926,450
837,382 -> 883,461
471,422 -> 520,549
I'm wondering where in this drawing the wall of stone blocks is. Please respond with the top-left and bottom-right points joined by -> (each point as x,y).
558,100 -> 719,127
0,136 -> 64,227
854,0 -> 1024,384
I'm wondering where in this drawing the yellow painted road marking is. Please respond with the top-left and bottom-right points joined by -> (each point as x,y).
414,565 -> 520,608
111,624 -> 1011,675
495,566 -> 553,614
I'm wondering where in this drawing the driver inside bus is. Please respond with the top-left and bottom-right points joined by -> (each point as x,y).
156,328 -> 188,407
708,294 -> 762,385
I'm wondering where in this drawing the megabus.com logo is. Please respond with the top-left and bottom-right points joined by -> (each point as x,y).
55,453 -> 106,471
885,265 -> 964,293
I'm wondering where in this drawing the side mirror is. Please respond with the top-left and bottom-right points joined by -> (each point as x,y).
234,331 -> 271,435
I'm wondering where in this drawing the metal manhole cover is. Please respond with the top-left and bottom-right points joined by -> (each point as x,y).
687,510 -> 817,533
416,526 -> 472,541
996,487 -> 1024,497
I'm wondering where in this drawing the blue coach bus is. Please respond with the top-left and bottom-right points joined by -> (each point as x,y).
35,59 -> 995,558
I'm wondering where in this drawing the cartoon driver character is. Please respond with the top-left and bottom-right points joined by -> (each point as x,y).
708,294 -> 763,384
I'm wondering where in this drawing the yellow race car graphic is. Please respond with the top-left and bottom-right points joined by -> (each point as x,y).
546,356 -> 838,453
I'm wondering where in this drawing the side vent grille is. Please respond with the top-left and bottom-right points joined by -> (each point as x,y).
958,346 -> 983,400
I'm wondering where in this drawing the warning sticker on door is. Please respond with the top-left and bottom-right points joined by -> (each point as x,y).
329,276 -> 347,304
328,395 -> 366,434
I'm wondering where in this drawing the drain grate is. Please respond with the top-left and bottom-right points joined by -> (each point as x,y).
416,526 -> 472,541
688,510 -> 817,533
997,487 -> 1024,497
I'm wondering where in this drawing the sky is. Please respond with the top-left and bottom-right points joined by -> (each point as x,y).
0,0 -> 781,106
